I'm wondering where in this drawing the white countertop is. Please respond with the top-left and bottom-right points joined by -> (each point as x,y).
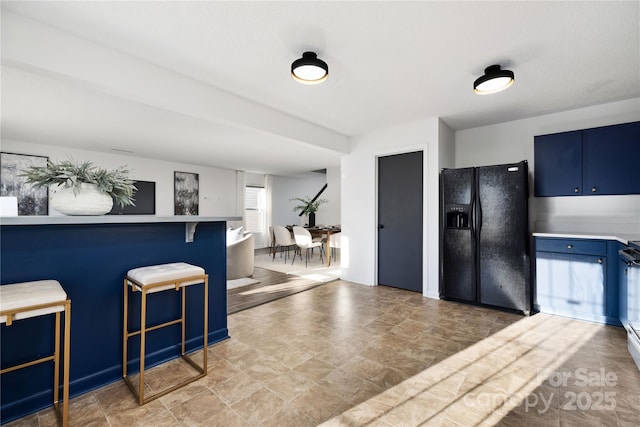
0,215 -> 242,226
533,231 -> 640,245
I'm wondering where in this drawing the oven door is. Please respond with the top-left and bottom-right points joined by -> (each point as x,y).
629,323 -> 640,370
627,257 -> 640,370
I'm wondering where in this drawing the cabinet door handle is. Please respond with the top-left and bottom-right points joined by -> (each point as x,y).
574,187 -> 579,193
597,258 -> 603,264
567,244 -> 573,249
592,187 -> 597,192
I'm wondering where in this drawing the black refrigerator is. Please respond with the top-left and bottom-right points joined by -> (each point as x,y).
440,160 -> 531,314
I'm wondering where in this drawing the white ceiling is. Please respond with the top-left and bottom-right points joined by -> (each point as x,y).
1,1 -> 639,175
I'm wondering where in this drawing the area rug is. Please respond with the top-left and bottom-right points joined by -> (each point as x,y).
254,251 -> 341,283
227,277 -> 260,290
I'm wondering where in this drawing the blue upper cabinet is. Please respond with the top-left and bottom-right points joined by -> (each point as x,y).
534,121 -> 640,197
584,121 -> 640,195
534,130 -> 583,196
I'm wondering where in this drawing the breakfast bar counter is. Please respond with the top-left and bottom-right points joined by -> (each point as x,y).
532,231 -> 640,245
1,215 -> 239,422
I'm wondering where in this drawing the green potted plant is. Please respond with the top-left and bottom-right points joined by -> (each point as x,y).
290,196 -> 327,227
21,159 -> 137,215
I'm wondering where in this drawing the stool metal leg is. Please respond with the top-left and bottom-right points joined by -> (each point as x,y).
138,288 -> 147,405
203,276 -> 208,372
62,300 -> 70,426
53,311 -> 61,410
122,278 -> 128,380
55,300 -> 71,427
181,286 -> 186,356
1,299 -> 71,427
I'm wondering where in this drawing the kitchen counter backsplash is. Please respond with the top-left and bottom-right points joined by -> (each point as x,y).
534,217 -> 640,244
532,231 -> 640,245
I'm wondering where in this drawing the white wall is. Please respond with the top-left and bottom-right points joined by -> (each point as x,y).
322,166 -> 342,226
271,172 -> 334,227
455,98 -> 640,235
2,139 -> 344,243
341,117 -> 447,299
0,139 -> 239,217
439,119 -> 455,170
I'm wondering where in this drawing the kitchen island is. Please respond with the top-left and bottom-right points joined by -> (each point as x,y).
0,215 -> 239,423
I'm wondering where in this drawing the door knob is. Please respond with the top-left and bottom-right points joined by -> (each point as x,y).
574,187 -> 579,193
592,187 -> 597,192
379,224 -> 385,229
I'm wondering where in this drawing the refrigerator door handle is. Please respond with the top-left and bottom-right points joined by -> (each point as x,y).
477,195 -> 483,236
472,172 -> 482,238
470,193 -> 476,239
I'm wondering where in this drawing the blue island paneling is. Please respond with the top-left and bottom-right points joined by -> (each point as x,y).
1,219 -> 230,424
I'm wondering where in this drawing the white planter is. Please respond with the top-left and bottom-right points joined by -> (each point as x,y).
50,183 -> 113,215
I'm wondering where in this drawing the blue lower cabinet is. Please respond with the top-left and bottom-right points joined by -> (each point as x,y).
534,237 -> 621,325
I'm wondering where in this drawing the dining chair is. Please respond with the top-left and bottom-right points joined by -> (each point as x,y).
272,225 -> 297,263
268,226 -> 275,254
292,226 -> 324,267
311,227 -> 326,244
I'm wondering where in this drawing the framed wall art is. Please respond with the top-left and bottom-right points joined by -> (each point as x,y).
0,152 -> 48,215
107,180 -> 156,215
174,171 -> 199,215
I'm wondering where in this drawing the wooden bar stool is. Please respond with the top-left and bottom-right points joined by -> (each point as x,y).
123,262 -> 208,405
0,280 -> 71,427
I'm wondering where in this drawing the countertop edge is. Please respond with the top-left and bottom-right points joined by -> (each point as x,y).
0,215 -> 242,226
532,232 -> 640,245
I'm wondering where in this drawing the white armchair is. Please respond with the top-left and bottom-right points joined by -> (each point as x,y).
227,232 -> 254,280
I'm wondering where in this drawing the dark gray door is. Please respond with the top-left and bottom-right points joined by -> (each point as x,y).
378,151 -> 423,292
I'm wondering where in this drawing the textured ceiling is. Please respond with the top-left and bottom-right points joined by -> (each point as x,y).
2,1 -> 639,174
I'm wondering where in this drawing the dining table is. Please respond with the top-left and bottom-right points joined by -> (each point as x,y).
284,225 -> 341,267
307,227 -> 341,267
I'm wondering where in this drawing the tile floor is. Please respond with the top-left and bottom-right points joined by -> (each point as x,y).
5,280 -> 640,426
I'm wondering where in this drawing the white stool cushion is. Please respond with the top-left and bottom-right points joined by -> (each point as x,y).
0,280 -> 67,324
126,262 -> 205,293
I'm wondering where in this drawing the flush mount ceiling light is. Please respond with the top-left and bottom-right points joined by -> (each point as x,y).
291,51 -> 328,85
473,64 -> 515,95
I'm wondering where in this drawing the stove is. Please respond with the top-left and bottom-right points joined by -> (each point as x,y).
620,247 -> 640,266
